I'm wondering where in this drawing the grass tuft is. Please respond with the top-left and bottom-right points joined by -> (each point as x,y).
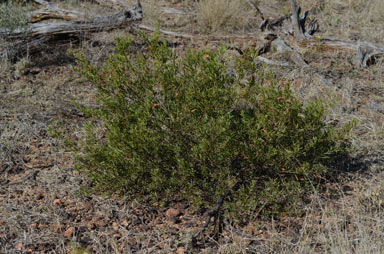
0,1 -> 29,32
196,0 -> 255,33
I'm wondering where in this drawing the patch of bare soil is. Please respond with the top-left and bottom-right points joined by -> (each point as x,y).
1,0 -> 384,253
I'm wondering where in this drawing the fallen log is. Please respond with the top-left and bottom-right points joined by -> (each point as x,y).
0,1 -> 142,61
1,4 -> 142,38
29,0 -> 95,22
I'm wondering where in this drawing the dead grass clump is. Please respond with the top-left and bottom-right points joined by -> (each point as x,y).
0,53 -> 12,79
0,1 -> 29,32
196,0 -> 255,33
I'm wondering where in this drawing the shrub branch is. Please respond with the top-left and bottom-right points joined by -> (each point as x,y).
191,179 -> 245,247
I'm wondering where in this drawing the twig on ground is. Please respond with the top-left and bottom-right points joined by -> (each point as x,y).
223,220 -> 263,241
257,56 -> 292,67
136,24 -> 260,40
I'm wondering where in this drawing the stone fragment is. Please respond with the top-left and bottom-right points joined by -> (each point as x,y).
165,208 -> 180,218
63,227 -> 75,237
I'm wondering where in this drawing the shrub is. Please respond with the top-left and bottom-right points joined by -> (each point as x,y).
72,32 -> 354,217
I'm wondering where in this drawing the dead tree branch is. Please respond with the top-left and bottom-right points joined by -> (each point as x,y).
289,0 -> 319,37
257,56 -> 292,67
289,0 -> 305,39
136,24 -> 260,40
272,36 -> 334,87
272,37 -> 308,68
260,14 -> 290,32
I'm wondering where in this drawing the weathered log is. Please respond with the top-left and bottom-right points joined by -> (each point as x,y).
30,9 -> 94,23
161,7 -> 187,15
272,37 -> 335,87
272,37 -> 308,68
0,2 -> 142,38
259,14 -> 290,32
29,0 -> 95,22
257,56 -> 292,67
0,1 -> 142,62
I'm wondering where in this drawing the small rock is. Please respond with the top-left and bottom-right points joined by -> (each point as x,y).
16,243 -> 23,251
86,222 -> 95,230
51,224 -> 62,232
63,227 -> 75,237
176,247 -> 185,254
38,224 -> 47,229
166,208 -> 180,218
53,198 -> 61,205
83,201 -> 92,210
112,222 -> 119,231
121,220 -> 129,227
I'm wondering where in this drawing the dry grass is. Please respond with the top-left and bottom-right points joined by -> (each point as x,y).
310,0 -> 384,42
196,0 -> 256,33
0,52 -> 12,79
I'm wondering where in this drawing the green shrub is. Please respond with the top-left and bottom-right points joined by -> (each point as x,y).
72,32 -> 354,217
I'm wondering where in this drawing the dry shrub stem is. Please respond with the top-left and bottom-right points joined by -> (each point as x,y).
191,179 -> 244,246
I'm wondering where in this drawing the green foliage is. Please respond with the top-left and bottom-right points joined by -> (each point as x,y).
72,32 -> 354,217
0,1 -> 29,32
